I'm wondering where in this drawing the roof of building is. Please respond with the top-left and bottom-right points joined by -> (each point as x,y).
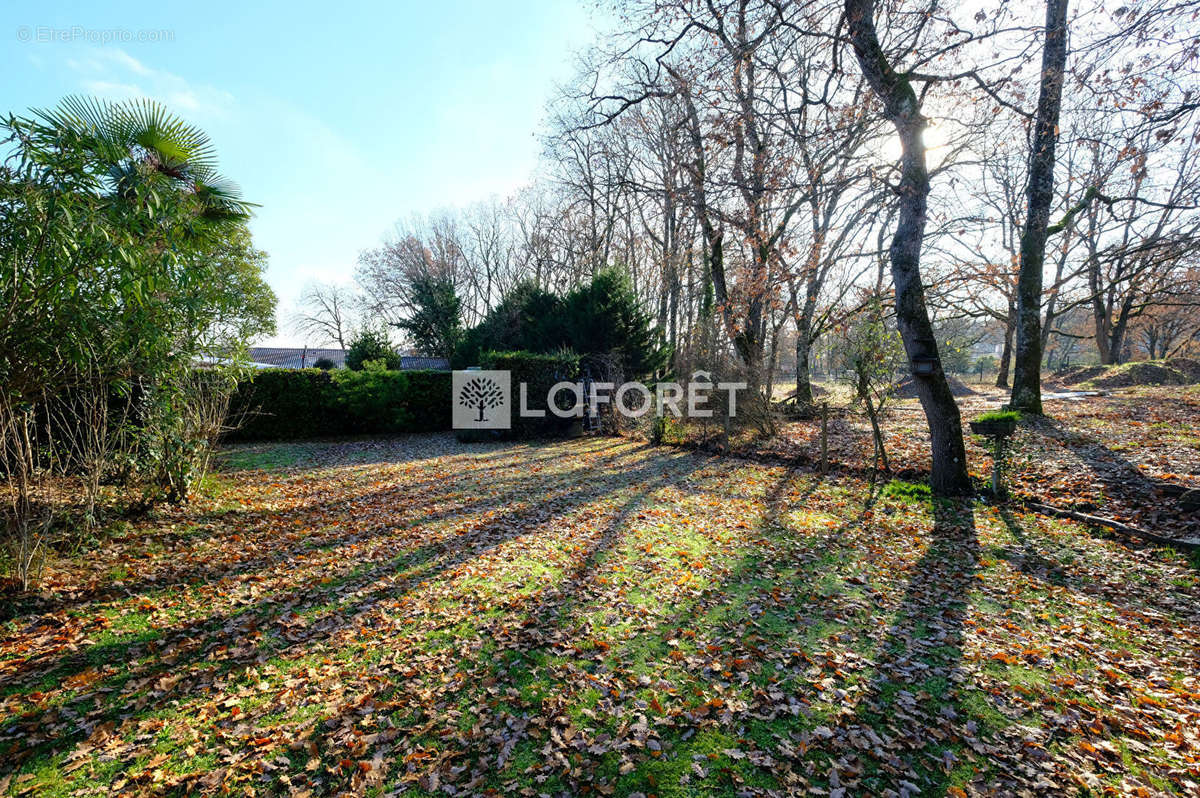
399,356 -> 451,370
242,349 -> 451,371
247,347 -> 347,369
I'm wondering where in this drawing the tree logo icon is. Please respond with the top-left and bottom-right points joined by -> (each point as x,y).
452,370 -> 511,429
459,376 -> 504,422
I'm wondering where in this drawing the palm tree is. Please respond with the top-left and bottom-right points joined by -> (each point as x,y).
30,95 -> 253,227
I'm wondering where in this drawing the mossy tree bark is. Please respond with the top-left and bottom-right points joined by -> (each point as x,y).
1011,0 -> 1070,414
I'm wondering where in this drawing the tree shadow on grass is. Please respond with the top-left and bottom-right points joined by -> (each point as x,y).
181,449 -> 712,794
25,443 -> 1161,795
474,468 -> 885,794
1,438 -> 656,623
851,498 -> 985,795
1,444 -> 703,682
354,465 -> 856,795
994,506 -> 1198,623
1031,416 -> 1199,533
0,441 -> 711,787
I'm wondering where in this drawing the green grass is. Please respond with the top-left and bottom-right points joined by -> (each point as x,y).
881,478 -> 932,503
219,442 -> 310,471
973,409 -> 1021,424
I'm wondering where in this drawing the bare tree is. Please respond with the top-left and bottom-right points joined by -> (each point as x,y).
292,281 -> 357,348
1080,131 -> 1200,363
1134,274 -> 1200,358
767,38 -> 887,405
843,0 -> 975,494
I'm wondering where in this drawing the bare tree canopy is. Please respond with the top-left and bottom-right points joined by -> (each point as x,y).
291,281 -> 357,349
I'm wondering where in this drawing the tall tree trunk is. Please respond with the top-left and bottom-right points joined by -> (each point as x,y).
795,330 -> 814,405
996,315 -> 1015,388
1093,294 -> 1118,364
1011,0 -> 1070,414
1040,275 -> 1060,351
669,273 -> 679,355
1109,294 -> 1137,365
845,0 -> 972,496
793,292 -> 818,405
1106,322 -> 1129,365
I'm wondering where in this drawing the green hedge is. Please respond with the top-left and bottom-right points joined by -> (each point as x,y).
226,368 -> 451,441
479,350 -> 580,439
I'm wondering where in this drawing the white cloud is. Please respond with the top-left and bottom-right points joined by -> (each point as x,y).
65,48 -> 233,119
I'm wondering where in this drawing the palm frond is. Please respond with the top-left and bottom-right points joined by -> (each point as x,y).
35,95 -> 129,165
121,97 -> 217,176
193,177 -> 256,220
33,95 -> 247,211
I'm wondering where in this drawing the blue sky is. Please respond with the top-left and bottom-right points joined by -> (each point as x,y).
2,1 -> 602,344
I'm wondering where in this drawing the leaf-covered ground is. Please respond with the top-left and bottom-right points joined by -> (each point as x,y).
2,435 -> 1198,796
749,386 -> 1200,542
